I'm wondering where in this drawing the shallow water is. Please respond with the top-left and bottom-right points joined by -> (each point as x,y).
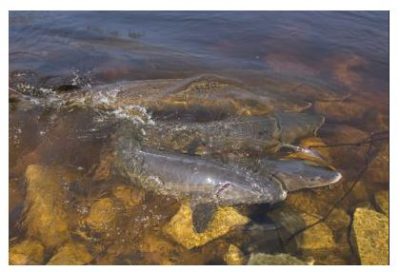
9,11 -> 389,265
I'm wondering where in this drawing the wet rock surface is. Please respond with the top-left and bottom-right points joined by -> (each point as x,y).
351,208 -> 389,265
247,253 -> 309,265
163,202 -> 249,249
86,197 -> 118,232
9,239 -> 44,265
299,213 -> 336,251
365,143 -> 389,184
23,164 -> 72,248
112,185 -> 145,210
223,244 -> 245,265
47,242 -> 93,265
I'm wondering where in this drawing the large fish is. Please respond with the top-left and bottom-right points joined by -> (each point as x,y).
115,125 -> 342,233
14,74 -> 311,119
142,112 -> 325,155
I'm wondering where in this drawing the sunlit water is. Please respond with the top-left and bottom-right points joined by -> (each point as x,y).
9,11 -> 389,265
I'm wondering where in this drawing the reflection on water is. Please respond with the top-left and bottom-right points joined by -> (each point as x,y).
9,11 -> 389,265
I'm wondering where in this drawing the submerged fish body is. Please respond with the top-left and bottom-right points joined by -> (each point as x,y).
115,121 -> 342,232
142,112 -> 325,155
21,74 -> 311,119
117,145 -> 288,207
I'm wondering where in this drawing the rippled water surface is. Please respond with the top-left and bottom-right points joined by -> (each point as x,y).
9,11 -> 389,265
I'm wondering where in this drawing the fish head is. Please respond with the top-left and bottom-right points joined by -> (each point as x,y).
264,159 -> 342,192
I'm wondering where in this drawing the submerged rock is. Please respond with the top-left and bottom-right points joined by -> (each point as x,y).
365,143 -> 389,184
163,202 -> 249,249
351,208 -> 389,265
374,191 -> 389,216
247,253 -> 308,265
320,125 -> 369,171
223,244 -> 245,265
286,191 -> 329,216
47,242 -> 93,265
86,197 -> 117,232
9,239 -> 44,265
299,213 -> 336,250
93,150 -> 116,181
325,208 -> 351,233
24,164 -> 71,248
138,233 -> 177,265
112,185 -> 145,210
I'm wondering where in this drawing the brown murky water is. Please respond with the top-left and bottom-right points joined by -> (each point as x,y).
9,11 -> 388,265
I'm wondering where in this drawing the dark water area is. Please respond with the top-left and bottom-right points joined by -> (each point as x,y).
10,11 -> 388,88
9,11 -> 389,265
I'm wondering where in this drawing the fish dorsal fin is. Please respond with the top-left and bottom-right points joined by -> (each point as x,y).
191,202 -> 217,233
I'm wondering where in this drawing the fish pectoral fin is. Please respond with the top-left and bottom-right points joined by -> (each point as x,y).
191,202 -> 217,233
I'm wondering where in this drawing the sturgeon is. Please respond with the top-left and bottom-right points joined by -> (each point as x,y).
115,125 -> 342,233
142,112 -> 325,155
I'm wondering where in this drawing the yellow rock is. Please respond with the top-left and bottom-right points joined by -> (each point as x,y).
223,244 -> 244,265
47,242 -> 93,265
112,185 -> 144,209
24,164 -> 70,248
163,202 -> 249,249
351,208 -> 389,265
247,253 -> 308,265
9,239 -> 44,265
300,213 -> 336,250
86,197 -> 117,232
374,191 -> 389,216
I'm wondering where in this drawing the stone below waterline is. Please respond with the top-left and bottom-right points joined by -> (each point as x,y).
24,164 -> 71,248
223,244 -> 245,265
285,191 -> 351,232
365,143 -> 389,184
320,125 -> 369,170
138,233 -> 177,265
374,191 -> 389,216
299,213 -> 336,251
247,253 -> 309,265
351,208 -> 389,265
9,239 -> 44,265
86,197 -> 118,232
163,202 -> 249,249
47,242 -> 93,265
112,185 -> 145,210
